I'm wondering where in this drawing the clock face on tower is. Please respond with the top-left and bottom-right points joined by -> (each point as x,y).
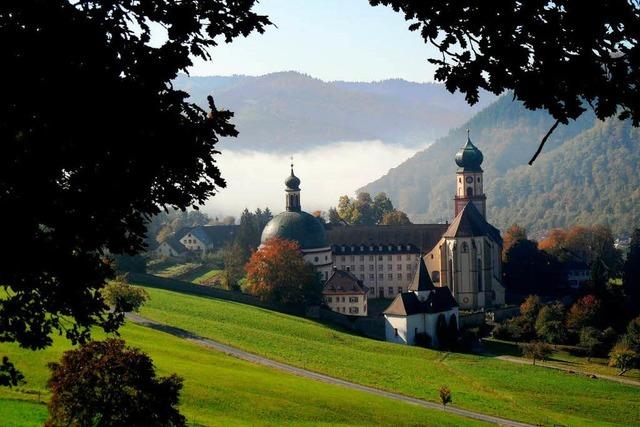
465,176 -> 473,184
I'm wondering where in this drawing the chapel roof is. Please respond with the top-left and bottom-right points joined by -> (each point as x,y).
408,257 -> 436,292
383,287 -> 458,316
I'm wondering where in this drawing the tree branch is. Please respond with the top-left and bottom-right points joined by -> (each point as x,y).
528,119 -> 560,165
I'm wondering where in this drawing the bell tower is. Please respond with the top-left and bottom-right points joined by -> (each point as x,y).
285,159 -> 301,212
454,130 -> 486,217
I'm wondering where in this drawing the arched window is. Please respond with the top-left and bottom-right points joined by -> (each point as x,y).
477,258 -> 483,291
466,187 -> 473,196
462,242 -> 469,253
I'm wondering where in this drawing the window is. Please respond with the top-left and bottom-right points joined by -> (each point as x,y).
350,265 -> 355,271
477,177 -> 481,182
378,255 -> 383,261
326,297 -> 332,303
462,242 -> 469,253
325,255 -> 328,261
369,264 -> 374,271
388,286 -> 393,294
407,273 -> 412,280
341,256 -> 346,262
369,255 -> 374,261
387,255 -> 392,261
369,274 -> 374,280
314,256 -> 319,262
432,271 -> 440,283
466,187 -> 473,196
378,273 -> 384,280
378,264 -> 383,271
394,328 -> 399,337
430,254 -> 434,259
407,264 -> 412,270
350,255 -> 355,261
341,265 -> 346,270
369,287 -> 375,294
349,296 -> 358,303
349,307 -> 359,314
388,264 -> 392,271
398,286 -> 403,293
458,177 -> 462,183
341,307 -> 345,313
360,255 -> 364,261
388,274 -> 393,280
397,274 -> 402,280
397,264 -> 402,270
406,254 -> 411,260
359,265 -> 364,271
359,274 -> 364,280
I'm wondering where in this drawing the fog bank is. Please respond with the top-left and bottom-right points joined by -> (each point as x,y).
202,140 -> 425,218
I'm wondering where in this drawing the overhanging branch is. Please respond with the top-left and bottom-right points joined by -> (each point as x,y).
528,119 -> 560,165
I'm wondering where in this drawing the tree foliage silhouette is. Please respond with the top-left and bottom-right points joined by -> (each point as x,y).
371,0 -> 640,162
0,1 -> 270,354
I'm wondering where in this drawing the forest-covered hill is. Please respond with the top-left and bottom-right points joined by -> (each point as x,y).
360,96 -> 639,235
173,72 -> 495,151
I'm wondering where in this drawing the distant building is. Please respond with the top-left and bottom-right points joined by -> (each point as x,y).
155,237 -> 188,258
383,257 -> 458,346
260,165 -> 333,281
177,224 -> 238,254
327,225 -> 447,299
322,268 -> 368,316
564,261 -> 591,289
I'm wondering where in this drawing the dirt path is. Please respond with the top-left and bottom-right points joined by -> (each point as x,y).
127,313 -> 533,427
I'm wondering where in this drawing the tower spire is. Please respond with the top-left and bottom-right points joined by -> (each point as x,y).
285,159 -> 301,212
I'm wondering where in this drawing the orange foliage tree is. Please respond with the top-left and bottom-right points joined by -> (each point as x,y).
502,224 -> 527,261
245,237 -> 321,306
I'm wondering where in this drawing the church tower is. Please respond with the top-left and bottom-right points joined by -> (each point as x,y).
285,162 -> 301,212
454,130 -> 486,217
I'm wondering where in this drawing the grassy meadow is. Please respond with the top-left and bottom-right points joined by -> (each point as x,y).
0,323 -> 488,427
136,286 -> 640,427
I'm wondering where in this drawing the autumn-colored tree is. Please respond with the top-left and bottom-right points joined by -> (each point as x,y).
538,228 -> 568,257
439,385 -> 452,410
502,224 -> 527,260
245,238 -> 321,306
381,210 -> 412,225
566,295 -> 601,331
608,341 -> 638,376
47,339 -> 184,426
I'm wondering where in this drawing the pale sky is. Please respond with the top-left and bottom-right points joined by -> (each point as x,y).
189,0 -> 439,82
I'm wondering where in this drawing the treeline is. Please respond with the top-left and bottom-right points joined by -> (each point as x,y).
496,228 -> 640,374
328,192 -> 412,226
146,209 -> 236,246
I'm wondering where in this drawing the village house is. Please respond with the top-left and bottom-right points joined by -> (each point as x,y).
177,224 -> 238,255
322,268 -> 368,316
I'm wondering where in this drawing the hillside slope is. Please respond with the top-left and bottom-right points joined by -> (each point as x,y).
360,96 -> 639,234
133,286 -> 640,427
174,72 -> 495,151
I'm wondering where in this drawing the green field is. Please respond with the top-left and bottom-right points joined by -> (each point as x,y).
136,286 -> 640,427
192,268 -> 222,285
0,323 -> 488,427
482,338 -> 640,380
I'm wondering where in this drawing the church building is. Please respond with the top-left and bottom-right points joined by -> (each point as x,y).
260,165 -> 334,281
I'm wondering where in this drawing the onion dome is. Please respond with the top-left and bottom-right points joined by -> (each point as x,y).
455,130 -> 484,172
285,167 -> 300,191
261,211 -> 327,249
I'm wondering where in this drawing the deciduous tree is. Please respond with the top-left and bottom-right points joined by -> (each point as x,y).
0,0 -> 269,361
245,238 -> 321,306
608,342 -> 638,376
438,385 -> 452,410
566,295 -> 601,331
381,210 -> 412,226
101,276 -> 149,313
520,341 -> 554,366
47,339 -> 184,426
535,302 -> 566,344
